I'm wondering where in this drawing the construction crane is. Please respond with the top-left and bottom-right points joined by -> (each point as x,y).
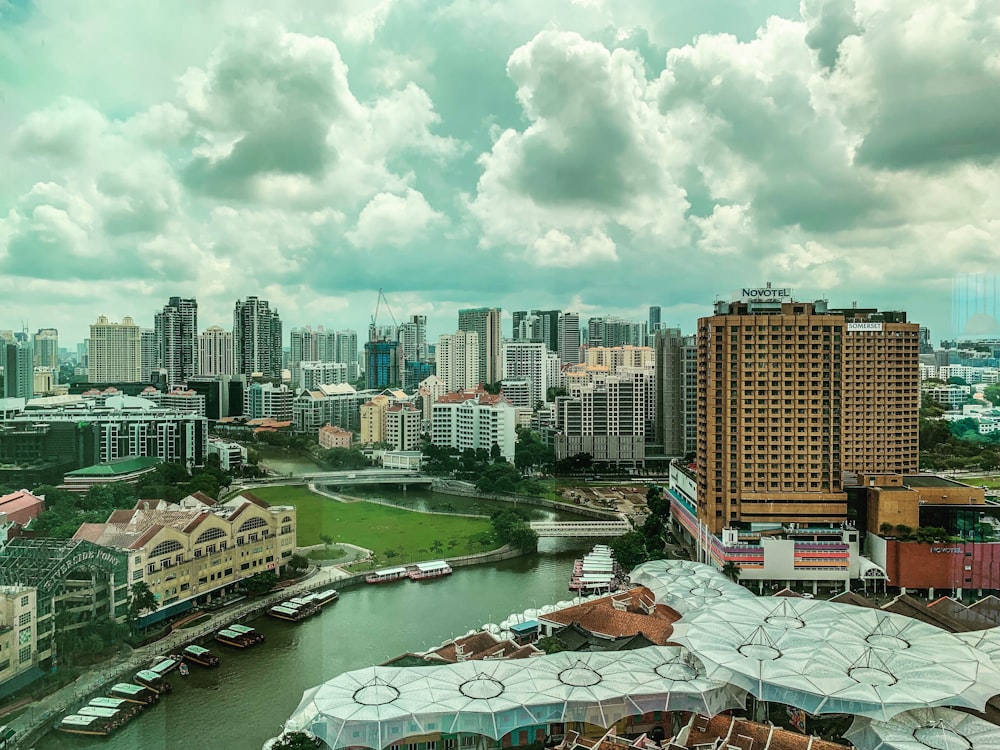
369,288 -> 398,341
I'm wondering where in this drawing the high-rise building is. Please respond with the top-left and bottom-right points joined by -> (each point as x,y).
398,315 -> 427,363
140,328 -> 158,381
198,326 -> 234,376
952,272 -> 1000,338
89,315 -> 142,382
558,312 -> 581,365
696,295 -> 919,535
154,297 -> 198,386
294,361 -> 347,390
32,328 -> 58,370
436,331 -> 479,392
431,389 -> 516,460
335,330 -> 359,381
588,316 -> 646,348
244,382 -> 293,422
584,346 -> 654,374
502,341 -> 550,407
649,306 -> 662,333
2,339 -> 34,400
554,371 -> 647,468
76,341 -> 89,368
233,297 -> 282,378
654,328 -> 697,457
512,310 -> 560,352
364,340 -> 400,390
289,327 -> 318,368
458,307 -> 502,385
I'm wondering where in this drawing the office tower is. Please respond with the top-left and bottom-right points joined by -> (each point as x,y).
458,307 -> 502,385
654,328 -> 696,456
697,295 -> 919,535
536,310 -> 560,352
2,339 -> 34,400
919,327 -> 933,354
555,371 -> 646,468
512,311 -> 529,340
558,312 -> 581,365
154,296 -> 198,386
436,331 -> 479,392
199,326 -> 234,376
589,316 -> 645,348
76,341 -> 89,367
649,306 -> 662,332
398,315 -> 427,362
89,315 -> 142,382
233,297 -> 282,377
364,340 -> 400,389
32,328 -> 58,370
140,328 -> 158,381
502,341 -> 549,407
335,330 -> 359,381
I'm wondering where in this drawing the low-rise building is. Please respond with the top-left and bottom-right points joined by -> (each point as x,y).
0,489 -> 45,525
0,585 -> 41,699
382,451 -> 423,471
60,456 -> 162,494
385,403 -> 421,451
318,424 -> 352,450
206,438 -> 247,471
73,491 -> 296,626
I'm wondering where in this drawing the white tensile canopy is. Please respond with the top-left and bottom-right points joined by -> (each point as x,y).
283,647 -> 746,749
844,707 -> 1000,750
628,559 -> 755,614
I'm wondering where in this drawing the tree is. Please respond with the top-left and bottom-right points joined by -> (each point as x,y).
287,554 -> 309,572
610,531 -> 652,571
430,539 -> 444,554
320,534 -> 333,549
127,582 -> 158,632
537,636 -> 567,654
274,732 -> 325,750
242,571 -> 279,595
721,561 -> 741,583
879,522 -> 894,536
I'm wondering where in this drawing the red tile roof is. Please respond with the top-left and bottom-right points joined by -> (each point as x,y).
685,715 -> 847,750
539,587 -> 680,645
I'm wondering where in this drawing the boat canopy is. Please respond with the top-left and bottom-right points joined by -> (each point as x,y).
185,645 -> 210,656
61,715 -> 101,726
136,669 -> 162,681
218,628 -> 242,638
414,561 -> 450,572
151,658 -> 175,675
317,589 -> 338,598
272,606 -> 299,615
111,683 -> 145,694
78,706 -> 119,718
372,567 -> 407,577
90,697 -> 128,708
228,624 -> 255,634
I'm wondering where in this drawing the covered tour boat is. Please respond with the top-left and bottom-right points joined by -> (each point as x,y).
408,560 -> 453,580
56,714 -> 111,737
89,697 -> 140,719
365,566 -> 408,584
268,600 -> 318,622
110,682 -> 160,704
134,669 -> 173,694
313,589 -> 339,606
215,624 -> 264,648
183,644 -> 220,667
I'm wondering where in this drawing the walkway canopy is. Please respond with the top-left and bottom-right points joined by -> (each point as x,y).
628,559 -> 754,614
844,707 -> 1000,750
283,647 -> 746,749
669,594 -> 1000,720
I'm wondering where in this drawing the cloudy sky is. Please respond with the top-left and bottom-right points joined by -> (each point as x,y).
1,0 -> 997,347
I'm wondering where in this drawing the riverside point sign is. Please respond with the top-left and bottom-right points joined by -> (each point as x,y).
740,282 -> 792,301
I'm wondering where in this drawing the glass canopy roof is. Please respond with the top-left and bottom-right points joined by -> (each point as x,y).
844,707 -> 1000,750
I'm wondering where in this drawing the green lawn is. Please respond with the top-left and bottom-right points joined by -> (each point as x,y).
251,486 -> 495,565
964,476 -> 1000,489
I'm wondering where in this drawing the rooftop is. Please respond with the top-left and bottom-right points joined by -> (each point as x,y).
65,456 -> 162,477
539,587 -> 679,645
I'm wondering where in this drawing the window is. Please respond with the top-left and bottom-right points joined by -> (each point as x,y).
237,517 -> 268,533
132,570 -> 143,581
20,596 -> 28,607
149,539 -> 183,558
195,527 -> 226,545
18,612 -> 30,626
18,646 -> 30,664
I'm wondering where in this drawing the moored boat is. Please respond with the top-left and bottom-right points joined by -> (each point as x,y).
568,544 -> 620,593
215,624 -> 264,648
183,644 -> 220,667
109,682 -> 160,704
365,566 -> 408,584
313,588 -> 339,606
134,669 -> 173,694
89,697 -> 140,719
77,705 -> 134,732
408,560 -> 453,580
57,714 -> 111,736
267,601 -> 318,622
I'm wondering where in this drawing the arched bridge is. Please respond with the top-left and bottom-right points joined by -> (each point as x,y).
529,520 -> 632,538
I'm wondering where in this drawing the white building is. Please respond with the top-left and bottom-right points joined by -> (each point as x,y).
558,312 -> 581,366
502,341 -> 550,407
155,296 -> 198,387
206,438 -> 247,470
89,315 -> 142,382
431,389 -> 516,461
437,331 -> 480,392
294,360 -> 348,390
293,383 -> 367,434
199,326 -> 234,376
245,382 -> 293,422
500,379 -> 532,408
457,307 -> 502,385
922,384 -> 972,410
385,403 -> 422,451
417,374 -> 448,423
140,386 -> 207,417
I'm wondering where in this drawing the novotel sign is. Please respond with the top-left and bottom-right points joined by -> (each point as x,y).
930,546 -> 962,554
741,284 -> 792,301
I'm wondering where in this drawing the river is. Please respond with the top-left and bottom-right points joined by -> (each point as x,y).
35,490 -> 601,750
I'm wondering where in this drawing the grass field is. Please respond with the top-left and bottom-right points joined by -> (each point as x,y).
964,476 -> 1000,489
251,486 -> 495,566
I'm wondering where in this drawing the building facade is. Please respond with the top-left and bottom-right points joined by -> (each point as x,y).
502,341 -> 550,408
244,382 -> 293,422
198,326 -> 234,377
458,307 -> 502,385
558,312 -> 582,366
385,403 -> 421,451
32,328 -> 58,370
233,297 -> 283,378
295,361 -> 348,391
436,331 -> 480,392
154,296 -> 198,386
431,390 -> 516,460
88,316 -> 142,383
554,373 -> 647,468
654,328 -> 697,457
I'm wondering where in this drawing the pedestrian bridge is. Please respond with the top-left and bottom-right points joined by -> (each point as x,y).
241,470 -> 433,487
529,520 -> 632,538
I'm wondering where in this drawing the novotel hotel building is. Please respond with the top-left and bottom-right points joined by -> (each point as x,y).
695,292 -> 920,536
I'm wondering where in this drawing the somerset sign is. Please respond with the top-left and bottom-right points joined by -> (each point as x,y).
847,322 -> 884,332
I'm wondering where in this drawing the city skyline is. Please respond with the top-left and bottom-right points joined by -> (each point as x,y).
3,2 -> 997,345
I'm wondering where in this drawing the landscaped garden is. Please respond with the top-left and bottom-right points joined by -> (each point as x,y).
251,486 -> 496,565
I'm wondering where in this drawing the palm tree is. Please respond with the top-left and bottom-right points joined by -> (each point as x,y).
721,561 -> 741,583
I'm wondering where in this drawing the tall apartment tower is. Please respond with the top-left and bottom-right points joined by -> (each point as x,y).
140,328 -> 158,381
502,341 -> 549,407
199,326 -> 234,376
289,327 -> 318,369
558,312 -> 581,365
654,328 -> 697,457
514,309 -> 560,352
2,338 -> 34,400
399,315 -> 428,362
32,328 -> 58,370
437,331 -> 480,392
335,330 -> 359,381
233,297 -> 282,377
89,315 -> 142,382
458,307 -> 502,385
155,296 -> 198,386
696,296 -> 919,535
649,306 -> 662,332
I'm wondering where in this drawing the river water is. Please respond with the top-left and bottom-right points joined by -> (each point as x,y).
35,489 -> 599,750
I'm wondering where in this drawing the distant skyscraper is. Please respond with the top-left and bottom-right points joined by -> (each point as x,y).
398,315 -> 428,363
654,328 -> 696,456
76,340 -> 89,368
458,307 -> 502,385
952,272 -> 1000,338
233,297 -> 282,377
199,326 -> 234,376
155,296 -> 198,386
32,328 -> 58,370
558,312 -> 581,365
335,330 -> 359,381
437,331 -> 479,392
2,338 -> 34,400
89,315 -> 142,382
364,339 -> 400,389
140,328 -> 158,381
649,306 -> 662,332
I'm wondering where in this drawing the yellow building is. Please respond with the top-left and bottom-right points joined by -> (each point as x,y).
0,585 -> 42,692
74,491 -> 296,624
360,394 -> 391,446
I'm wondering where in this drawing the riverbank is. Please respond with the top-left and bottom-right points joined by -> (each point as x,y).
431,478 -> 624,520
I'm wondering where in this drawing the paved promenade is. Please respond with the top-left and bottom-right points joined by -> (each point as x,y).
11,565 -> 350,747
